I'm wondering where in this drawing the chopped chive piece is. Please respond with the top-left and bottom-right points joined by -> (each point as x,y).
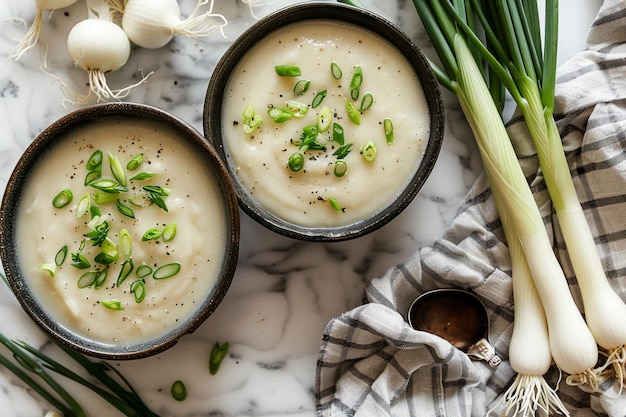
333,143 -> 353,160
84,170 -> 101,186
94,268 -> 108,289
274,65 -> 301,76
115,199 -> 135,219
293,79 -> 310,95
55,246 -> 68,266
130,280 -> 147,303
268,107 -> 292,123
288,152 -> 305,172
383,118 -> 394,144
345,100 -> 360,125
119,229 -> 132,259
101,299 -> 123,311
40,263 -> 56,277
153,262 -> 181,280
52,189 -> 73,209
328,196 -> 342,212
116,258 -> 134,286
77,271 -> 97,288
285,100 -> 308,118
317,106 -> 332,133
76,194 -> 91,218
330,61 -> 342,79
126,154 -> 143,170
86,150 -> 103,171
350,65 -> 363,100
209,342 -> 229,375
332,123 -> 345,145
162,223 -> 177,242
171,380 -> 187,401
88,179 -> 128,194
334,159 -> 348,177
129,172 -> 155,181
108,152 -> 126,187
311,90 -> 327,109
136,263 -> 153,279
142,227 -> 162,241
359,92 -> 374,112
361,140 -> 377,162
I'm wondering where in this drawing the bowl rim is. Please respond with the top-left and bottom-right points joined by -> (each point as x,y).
203,1 -> 445,242
0,102 -> 240,360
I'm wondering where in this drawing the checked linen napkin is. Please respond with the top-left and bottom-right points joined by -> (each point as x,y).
315,0 -> 626,416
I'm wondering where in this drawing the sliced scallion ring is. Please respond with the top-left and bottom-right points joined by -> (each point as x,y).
383,118 -> 394,144
334,159 -> 348,177
86,150 -> 103,171
126,154 -> 143,171
142,227 -> 162,241
40,263 -> 55,277
101,299 -> 124,311
116,258 -> 134,286
136,263 -> 153,279
349,65 -> 363,100
76,193 -> 91,218
171,380 -> 187,401
89,179 -> 128,194
153,262 -> 181,280
55,245 -> 68,266
209,342 -> 229,375
332,123 -> 345,145
52,189 -> 73,209
286,100 -> 308,118
274,65 -> 301,76
359,92 -> 374,112
293,79 -> 310,95
288,152 -> 305,172
77,271 -> 97,288
327,196 -> 342,212
330,61 -> 342,79
311,90 -> 327,109
94,268 -> 108,289
361,140 -> 377,162
119,229 -> 132,259
162,223 -> 177,242
345,100 -> 360,125
84,170 -> 101,186
129,172 -> 155,181
115,199 -> 135,219
108,151 -> 127,187
317,106 -> 332,133
130,280 -> 147,303
268,107 -> 292,123
94,252 -> 117,265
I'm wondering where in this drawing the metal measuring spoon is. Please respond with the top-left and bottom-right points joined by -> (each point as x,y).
407,289 -> 501,367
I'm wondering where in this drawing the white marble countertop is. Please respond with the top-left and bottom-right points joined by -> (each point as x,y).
0,0 -> 602,416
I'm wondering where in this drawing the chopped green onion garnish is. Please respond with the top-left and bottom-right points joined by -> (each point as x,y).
349,65 -> 363,100
171,380 -> 187,401
86,150 -> 103,171
345,100 -> 360,125
332,123 -> 345,145
76,194 -> 91,218
242,104 -> 263,133
126,154 -> 143,171
383,118 -> 394,144
288,152 -> 305,172
286,100 -> 308,118
90,205 -> 101,219
115,199 -> 135,219
209,342 -> 229,375
274,65 -> 301,76
142,227 -> 162,241
89,179 -> 128,194
136,263 -> 153,279
334,159 -> 348,177
129,172 -> 155,181
153,262 -> 181,280
52,189 -> 73,209
84,221 -> 110,246
330,61 -> 342,79
361,140 -> 377,162
55,246 -> 68,266
242,103 -> 255,121
143,185 -> 170,196
116,258 -> 134,286
333,143 -> 353,160
70,252 -> 90,270
94,252 -> 117,265
119,229 -> 132,259
94,190 -> 117,204
359,92 -> 374,112
94,268 -> 108,289
130,280 -> 146,303
100,300 -> 123,311
108,152 -> 126,187
162,223 -> 177,242
84,170 -> 100,186
100,237 -> 117,256
327,196 -> 342,212
268,107 -> 292,123
293,79 -> 310,95
40,263 -> 55,277
311,90 -> 327,109
77,271 -> 97,288
317,106 -> 333,133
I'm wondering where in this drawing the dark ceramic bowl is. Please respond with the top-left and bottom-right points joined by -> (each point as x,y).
203,2 -> 444,241
0,103 -> 240,360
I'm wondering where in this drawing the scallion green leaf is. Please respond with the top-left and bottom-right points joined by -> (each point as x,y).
327,196 -> 342,212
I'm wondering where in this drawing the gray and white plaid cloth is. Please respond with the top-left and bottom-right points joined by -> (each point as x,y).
315,0 -> 626,415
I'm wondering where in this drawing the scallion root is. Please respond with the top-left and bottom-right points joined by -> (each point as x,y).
565,369 -> 602,393
8,14 -> 43,62
488,374 -> 569,417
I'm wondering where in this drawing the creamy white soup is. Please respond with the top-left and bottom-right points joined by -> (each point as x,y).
221,20 -> 430,227
17,118 -> 227,344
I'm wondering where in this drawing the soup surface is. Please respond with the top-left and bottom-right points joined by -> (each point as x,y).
17,118 -> 227,344
221,20 -> 430,227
